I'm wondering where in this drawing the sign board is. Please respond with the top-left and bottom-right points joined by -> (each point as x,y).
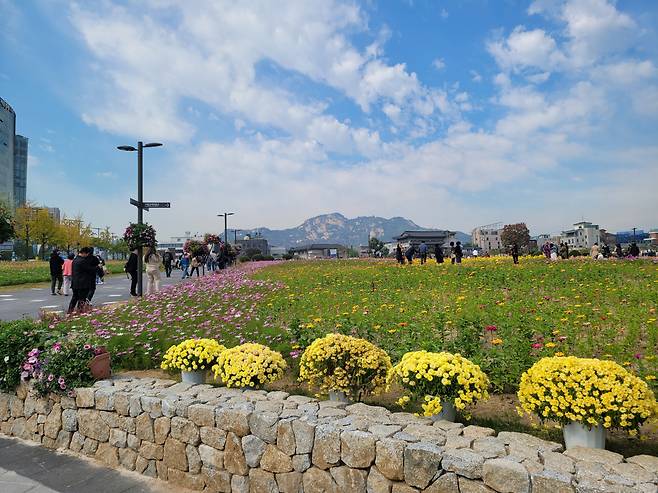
129,198 -> 148,211
142,202 -> 170,209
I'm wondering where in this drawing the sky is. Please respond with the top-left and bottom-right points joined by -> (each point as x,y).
1,0 -> 657,239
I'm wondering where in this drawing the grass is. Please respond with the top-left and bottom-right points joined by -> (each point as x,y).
0,260 -> 125,287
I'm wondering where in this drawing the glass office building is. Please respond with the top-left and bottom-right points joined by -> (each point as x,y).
13,135 -> 28,208
0,97 -> 15,207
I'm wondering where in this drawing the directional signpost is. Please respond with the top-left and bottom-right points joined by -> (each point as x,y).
143,202 -> 170,209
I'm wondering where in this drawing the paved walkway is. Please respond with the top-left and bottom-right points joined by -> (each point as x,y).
0,436 -> 188,493
0,272 -> 188,321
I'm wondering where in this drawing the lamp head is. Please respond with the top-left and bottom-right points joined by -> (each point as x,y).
144,142 -> 163,148
117,145 -> 137,152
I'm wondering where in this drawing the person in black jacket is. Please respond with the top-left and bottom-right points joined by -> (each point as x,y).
68,248 -> 96,313
86,247 -> 101,302
454,241 -> 463,264
511,243 -> 519,264
163,251 -> 173,277
434,244 -> 444,263
49,249 -> 64,295
125,249 -> 139,296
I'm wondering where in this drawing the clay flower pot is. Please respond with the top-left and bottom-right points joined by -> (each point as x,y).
89,352 -> 111,380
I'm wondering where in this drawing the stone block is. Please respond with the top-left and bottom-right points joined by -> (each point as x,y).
462,426 -> 496,438
530,470 -> 574,493
95,441 -> 119,467
82,437 -> 98,456
403,424 -> 447,445
225,431 -> 249,475
44,404 -> 62,439
170,416 -> 200,445
403,442 -> 443,489
312,424 -> 341,470
564,447 -> 623,465
129,395 -> 142,417
201,426 -> 227,450
119,447 -> 138,471
199,443 -> 224,469
77,409 -> 110,442
331,466 -> 367,492
113,392 -> 130,415
9,395 -> 23,417
109,428 -> 127,448
202,466 -> 231,492
135,413 -> 154,442
62,409 -> 77,432
249,468 -> 279,492
154,416 -> 170,444
127,433 -> 141,450
424,472 -> 459,493
442,448 -> 485,479
250,411 -> 279,443
216,407 -> 251,436
391,483 -> 418,493
472,437 -> 507,459
167,468 -> 205,491
163,437 -> 188,471
375,438 -> 406,481
55,430 -> 71,449
458,477 -> 496,493
626,455 -> 658,474
94,389 -> 115,411
497,432 -> 562,453
243,434 -> 267,468
303,467 -> 338,493
482,458 -> 530,493
75,388 -> 95,408
368,466 -> 393,493
341,430 -> 376,468
292,418 -> 315,454
140,395 -> 162,418
261,444 -> 294,473
70,431 -> 85,452
188,404 -> 215,427
186,443 -> 201,473
540,451 -> 575,474
276,471 -> 303,493
277,419 -> 296,455
292,454 -> 311,473
139,441 -> 163,460
231,474 -> 250,493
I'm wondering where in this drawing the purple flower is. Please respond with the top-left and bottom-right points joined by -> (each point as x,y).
48,374 -> 55,381
52,343 -> 62,353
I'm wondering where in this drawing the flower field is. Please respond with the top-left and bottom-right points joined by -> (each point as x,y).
55,257 -> 657,395
0,260 -> 125,287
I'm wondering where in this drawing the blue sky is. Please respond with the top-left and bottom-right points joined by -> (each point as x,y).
1,0 -> 657,239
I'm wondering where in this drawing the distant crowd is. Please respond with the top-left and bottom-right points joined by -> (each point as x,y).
540,240 -> 641,260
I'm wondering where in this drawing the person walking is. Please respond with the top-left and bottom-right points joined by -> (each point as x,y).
180,253 -> 191,279
404,245 -> 414,264
472,248 -> 479,258
454,241 -> 463,264
49,249 -> 64,295
395,243 -> 404,264
125,248 -> 139,296
449,241 -> 456,264
62,253 -> 74,296
559,242 -> 569,259
511,243 -> 519,264
144,246 -> 162,295
629,242 -> 640,257
190,255 -> 201,277
68,247 -> 96,314
419,241 -> 428,264
601,243 -> 611,258
163,250 -> 173,277
434,244 -> 444,263
542,242 -> 551,259
590,242 -> 600,259
86,247 -> 101,302
615,243 -> 623,258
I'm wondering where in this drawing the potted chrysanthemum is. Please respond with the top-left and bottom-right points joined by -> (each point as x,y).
161,338 -> 226,384
212,343 -> 287,389
388,351 -> 489,421
518,356 -> 658,449
299,333 -> 391,402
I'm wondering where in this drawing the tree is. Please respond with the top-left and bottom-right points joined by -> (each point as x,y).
13,205 -> 37,259
58,215 -> 92,253
0,202 -> 14,244
368,237 -> 385,256
500,223 -> 531,249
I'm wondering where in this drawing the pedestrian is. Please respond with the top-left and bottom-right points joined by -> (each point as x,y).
615,243 -> 623,258
419,241 -> 428,264
590,242 -> 600,259
49,249 -> 64,295
404,245 -> 414,264
190,255 -> 201,277
511,243 -> 519,264
550,243 -> 559,261
395,243 -> 404,264
180,253 -> 191,279
449,241 -> 456,264
472,248 -> 479,258
68,247 -> 96,314
144,246 -> 162,295
86,247 -> 101,302
601,243 -> 611,258
434,244 -> 444,263
542,242 -> 551,259
629,242 -> 640,257
125,248 -> 139,296
62,253 -> 74,296
454,241 -> 463,264
163,250 -> 173,277
559,242 -> 569,260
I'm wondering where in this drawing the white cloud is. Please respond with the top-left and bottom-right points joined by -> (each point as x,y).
470,70 -> 483,83
432,58 -> 446,70
488,27 -> 565,74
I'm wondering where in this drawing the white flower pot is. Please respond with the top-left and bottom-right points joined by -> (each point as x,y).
181,370 -> 206,384
328,390 -> 350,403
563,422 -> 606,449
430,400 -> 456,422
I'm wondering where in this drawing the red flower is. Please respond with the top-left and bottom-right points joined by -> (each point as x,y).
485,325 -> 497,332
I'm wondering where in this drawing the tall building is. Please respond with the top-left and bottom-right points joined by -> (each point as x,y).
472,223 -> 503,253
13,135 -> 27,208
560,221 -> 601,249
0,97 -> 15,207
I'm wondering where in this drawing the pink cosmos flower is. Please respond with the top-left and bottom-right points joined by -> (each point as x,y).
531,343 -> 543,349
485,325 -> 497,332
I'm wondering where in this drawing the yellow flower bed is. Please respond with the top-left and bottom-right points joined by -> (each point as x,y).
212,343 -> 287,388
160,338 -> 226,372
299,333 -> 391,401
388,351 -> 489,417
518,356 -> 658,432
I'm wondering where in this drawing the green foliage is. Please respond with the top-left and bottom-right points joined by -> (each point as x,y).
0,260 -> 125,287
0,201 -> 14,244
0,319 -> 48,391
31,338 -> 99,396
500,223 -> 530,248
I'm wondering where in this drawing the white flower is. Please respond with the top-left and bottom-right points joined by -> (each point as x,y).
3,356 -> 9,363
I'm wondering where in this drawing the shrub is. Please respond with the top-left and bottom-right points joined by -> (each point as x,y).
299,333 -> 391,401
388,351 -> 489,417
0,320 -> 48,392
22,337 -> 105,396
517,356 -> 658,433
161,338 -> 226,372
212,343 -> 287,388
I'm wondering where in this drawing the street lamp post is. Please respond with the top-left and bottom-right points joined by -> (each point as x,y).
217,212 -> 235,245
117,141 -> 163,296
234,229 -> 240,243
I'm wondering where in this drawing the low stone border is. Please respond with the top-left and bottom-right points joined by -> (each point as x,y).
0,377 -> 656,492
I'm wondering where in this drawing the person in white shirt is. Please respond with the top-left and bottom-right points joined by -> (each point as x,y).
144,247 -> 162,294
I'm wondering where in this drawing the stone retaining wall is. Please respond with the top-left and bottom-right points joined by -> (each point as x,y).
0,377 -> 656,493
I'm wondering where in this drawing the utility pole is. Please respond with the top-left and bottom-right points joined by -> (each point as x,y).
234,229 -> 240,243
217,212 -> 235,244
633,227 -> 637,242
